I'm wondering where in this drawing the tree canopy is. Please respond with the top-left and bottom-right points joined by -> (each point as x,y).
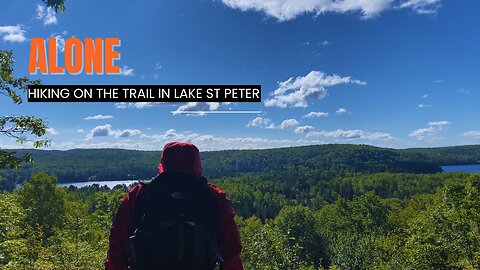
0,50 -> 49,172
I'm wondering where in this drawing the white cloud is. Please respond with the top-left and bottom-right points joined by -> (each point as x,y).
117,129 -> 142,138
124,102 -> 153,109
325,129 -> 364,139
85,115 -> 114,120
247,117 -> 272,128
50,32 -> 66,52
5,126 -> 397,151
280,119 -> 300,129
221,0 -> 395,21
408,126 -> 436,140
265,71 -> 365,108
46,128 -> 58,135
398,0 -> 441,14
295,125 -> 314,134
36,4 -> 57,25
77,129 -> 84,133
153,62 -> 162,79
422,94 -> 428,98
88,124 -> 111,138
175,102 -> 220,113
434,79 -> 444,83
321,40 -> 330,46
0,25 -> 27,43
409,121 -> 451,141
142,129 -> 306,150
114,102 -> 128,109
114,102 -> 230,112
57,128 -> 312,151
57,138 -> 326,151
418,104 -> 432,108
367,132 -> 395,140
307,129 -> 393,140
464,130 -> 480,138
336,108 -> 348,115
428,121 -> 451,126
164,128 -> 177,137
114,102 -> 175,109
133,102 -> 164,109
86,124 -> 142,140
247,117 -> 301,130
172,102 -> 231,116
220,0 -> 442,21
120,66 -> 135,76
303,111 -> 329,118
313,129 -> 358,139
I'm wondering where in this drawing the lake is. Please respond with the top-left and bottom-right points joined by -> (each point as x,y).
58,180 -> 143,189
441,164 -> 480,173
55,164 -> 480,189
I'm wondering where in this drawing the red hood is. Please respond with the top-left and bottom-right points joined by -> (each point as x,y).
158,142 -> 202,177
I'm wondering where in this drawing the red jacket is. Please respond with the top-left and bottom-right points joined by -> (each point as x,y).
105,142 -> 243,270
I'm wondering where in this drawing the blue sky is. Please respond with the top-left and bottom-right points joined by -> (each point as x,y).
1,0 -> 479,151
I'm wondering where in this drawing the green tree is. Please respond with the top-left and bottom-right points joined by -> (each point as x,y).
238,216 -> 314,270
1,0 -> 66,189
20,172 -> 67,241
317,192 -> 390,269
42,0 -> 66,12
275,206 -> 326,268
0,50 -> 49,171
429,175 -> 480,269
0,191 -> 29,267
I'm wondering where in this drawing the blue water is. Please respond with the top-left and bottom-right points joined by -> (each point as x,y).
441,164 -> 480,173
26,164 -> 480,189
16,180 -> 144,189
58,180 -> 141,189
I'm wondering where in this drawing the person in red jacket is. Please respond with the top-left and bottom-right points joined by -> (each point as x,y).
105,142 -> 243,270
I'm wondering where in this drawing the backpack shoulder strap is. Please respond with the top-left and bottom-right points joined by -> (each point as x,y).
133,175 -> 159,227
197,177 -> 225,263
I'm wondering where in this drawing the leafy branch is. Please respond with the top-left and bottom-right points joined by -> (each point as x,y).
41,0 -> 65,12
1,50 -> 50,169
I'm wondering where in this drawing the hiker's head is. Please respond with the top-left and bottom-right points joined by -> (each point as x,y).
158,142 -> 202,177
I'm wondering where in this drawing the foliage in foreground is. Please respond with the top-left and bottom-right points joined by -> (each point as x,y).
1,172 -> 480,269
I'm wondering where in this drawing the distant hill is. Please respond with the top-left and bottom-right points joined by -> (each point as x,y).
1,144 -> 479,187
399,145 -> 480,165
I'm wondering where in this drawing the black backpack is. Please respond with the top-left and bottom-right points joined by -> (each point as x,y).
129,171 -> 224,270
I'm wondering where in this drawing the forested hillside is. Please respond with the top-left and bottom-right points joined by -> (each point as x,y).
2,145 -> 480,268
1,171 -> 479,269
2,144 -> 479,189
400,145 -> 480,165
